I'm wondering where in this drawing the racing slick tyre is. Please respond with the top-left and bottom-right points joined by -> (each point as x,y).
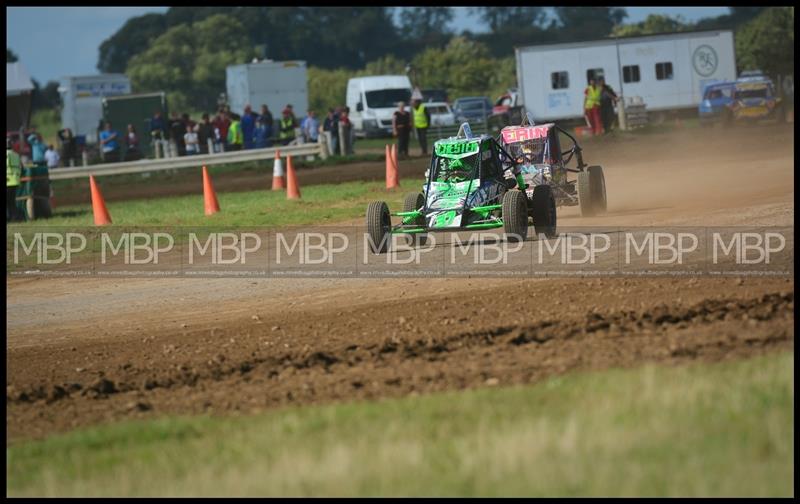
402,192 -> 428,246
502,190 -> 528,242
588,165 -> 607,214
366,201 -> 391,254
531,184 -> 557,239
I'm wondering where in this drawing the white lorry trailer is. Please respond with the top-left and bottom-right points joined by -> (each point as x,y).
226,60 -> 308,124
515,30 -> 737,122
58,74 -> 131,144
347,75 -> 413,138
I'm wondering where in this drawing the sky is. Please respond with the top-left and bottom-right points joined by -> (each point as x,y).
7,6 -> 731,84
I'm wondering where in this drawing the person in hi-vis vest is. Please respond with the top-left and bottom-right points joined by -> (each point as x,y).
412,98 -> 431,156
584,78 -> 603,136
6,137 -> 24,222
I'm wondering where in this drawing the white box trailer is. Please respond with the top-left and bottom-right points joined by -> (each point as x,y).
59,74 -> 131,144
226,60 -> 308,124
515,30 -> 737,122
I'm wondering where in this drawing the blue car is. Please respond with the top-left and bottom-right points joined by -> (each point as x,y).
698,82 -> 735,124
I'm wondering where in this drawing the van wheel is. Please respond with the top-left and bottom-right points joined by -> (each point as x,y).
531,185 -> 557,238
502,190 -> 528,242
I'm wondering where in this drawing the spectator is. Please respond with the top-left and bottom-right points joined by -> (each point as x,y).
278,107 -> 296,145
241,105 -> 257,150
253,117 -> 270,149
182,113 -> 196,131
197,113 -> 214,154
302,110 -> 319,143
321,108 -> 340,156
184,124 -> 200,155
99,122 -> 120,163
44,144 -> 60,169
584,78 -> 603,136
392,101 -> 411,158
57,128 -> 79,167
338,107 -> 353,155
7,136 -> 24,222
27,132 -> 47,167
169,112 -> 186,156
258,104 -> 273,133
598,76 -> 619,134
213,108 -> 230,151
124,124 -> 141,161
227,113 -> 243,151
411,98 -> 431,156
149,110 -> 167,141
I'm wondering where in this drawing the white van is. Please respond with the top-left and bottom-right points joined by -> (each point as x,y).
346,75 -> 412,138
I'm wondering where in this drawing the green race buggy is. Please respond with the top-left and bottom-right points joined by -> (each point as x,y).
366,120 -> 609,254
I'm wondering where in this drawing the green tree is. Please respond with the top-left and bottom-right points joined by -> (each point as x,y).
31,80 -> 61,111
552,7 -> 628,42
126,14 -> 254,111
411,37 -> 496,99
97,13 -> 168,73
7,48 -> 19,63
611,14 -> 688,37
735,7 -> 794,78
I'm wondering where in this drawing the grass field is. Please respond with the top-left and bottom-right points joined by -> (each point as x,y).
11,178 -> 425,229
6,352 -> 793,497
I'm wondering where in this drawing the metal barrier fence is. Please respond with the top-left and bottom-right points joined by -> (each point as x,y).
49,141 -> 326,181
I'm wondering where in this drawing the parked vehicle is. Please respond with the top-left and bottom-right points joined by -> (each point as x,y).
453,96 -> 492,123
426,101 -> 456,127
59,74 -> 131,144
226,60 -> 308,131
515,29 -> 737,122
422,89 -> 449,103
698,81 -> 735,125
728,78 -> 784,124
347,75 -> 413,138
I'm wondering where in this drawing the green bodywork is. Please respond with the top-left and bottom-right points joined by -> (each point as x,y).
389,135 -> 507,233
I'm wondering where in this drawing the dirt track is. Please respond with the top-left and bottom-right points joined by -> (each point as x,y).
6,123 -> 795,442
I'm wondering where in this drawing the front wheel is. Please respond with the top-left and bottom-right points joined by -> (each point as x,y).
366,201 -> 391,254
577,165 -> 607,217
531,185 -> 557,238
502,190 -> 528,242
402,192 -> 428,246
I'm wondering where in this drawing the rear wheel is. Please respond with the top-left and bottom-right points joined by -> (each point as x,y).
366,201 -> 391,254
578,166 -> 607,217
588,165 -> 607,214
502,190 -> 528,242
402,192 -> 427,246
531,185 -> 557,238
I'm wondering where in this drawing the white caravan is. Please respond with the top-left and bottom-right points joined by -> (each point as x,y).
515,30 -> 737,121
59,74 -> 132,144
226,60 -> 308,125
347,75 -> 413,138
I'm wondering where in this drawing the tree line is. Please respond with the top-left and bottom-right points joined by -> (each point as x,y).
7,7 -> 793,115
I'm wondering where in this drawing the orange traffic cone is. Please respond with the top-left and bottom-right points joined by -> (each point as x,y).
391,144 -> 400,188
89,175 -> 112,226
202,166 -> 220,215
271,149 -> 285,190
385,144 -> 399,190
286,155 -> 301,199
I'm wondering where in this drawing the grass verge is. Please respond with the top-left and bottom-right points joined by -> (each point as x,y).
11,178 -> 424,229
6,352 -> 794,497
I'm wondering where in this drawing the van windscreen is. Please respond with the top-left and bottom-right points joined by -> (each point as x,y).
365,89 -> 412,109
